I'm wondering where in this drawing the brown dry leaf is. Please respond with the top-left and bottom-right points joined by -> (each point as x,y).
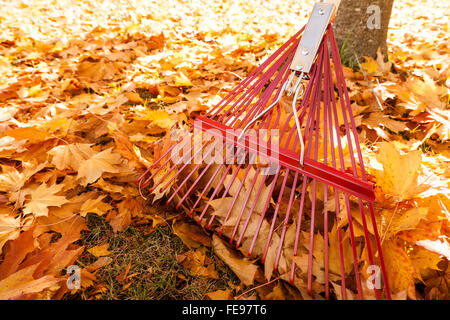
331,282 -> 355,300
87,244 -> 112,257
212,235 -> 258,286
205,289 -> 233,300
0,263 -> 61,300
173,222 -> 211,249
116,261 -> 132,284
0,227 -> 37,280
85,257 -> 113,273
181,247 -> 219,279
363,112 -> 408,133
106,197 -> 142,233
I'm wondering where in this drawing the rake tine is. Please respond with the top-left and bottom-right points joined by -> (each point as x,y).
334,190 -> 348,299
228,166 -> 260,244
307,64 -> 323,295
307,179 -> 317,296
369,203 -> 391,299
322,46 -> 330,299
289,176 -> 309,284
184,146 -> 235,215
325,76 -> 347,300
165,137 -> 220,203
248,166 -> 281,257
274,172 -> 298,271
153,138 -> 213,194
262,168 -> 289,264
236,170 -> 269,248
323,183 -> 329,299
218,153 -> 255,236
343,193 -> 363,299
357,199 -> 380,299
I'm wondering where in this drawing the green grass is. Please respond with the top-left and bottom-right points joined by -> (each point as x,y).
66,213 -> 238,300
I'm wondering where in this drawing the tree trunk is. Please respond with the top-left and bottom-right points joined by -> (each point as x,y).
333,0 -> 394,65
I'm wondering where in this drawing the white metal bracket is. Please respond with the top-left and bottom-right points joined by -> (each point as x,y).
290,2 -> 336,73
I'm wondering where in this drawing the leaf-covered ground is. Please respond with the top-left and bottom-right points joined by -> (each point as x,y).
0,0 -> 448,300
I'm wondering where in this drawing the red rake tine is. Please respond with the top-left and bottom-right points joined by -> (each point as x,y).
247,166 -> 280,257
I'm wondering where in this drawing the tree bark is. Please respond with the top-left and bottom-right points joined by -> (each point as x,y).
333,0 -> 394,65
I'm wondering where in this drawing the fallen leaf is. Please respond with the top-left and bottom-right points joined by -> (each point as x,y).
173,222 -> 211,249
212,235 -> 258,286
206,289 -> 233,300
22,183 -> 68,217
77,147 -> 123,185
87,244 -> 112,257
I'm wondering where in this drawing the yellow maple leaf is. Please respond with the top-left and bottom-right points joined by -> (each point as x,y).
4,127 -> 51,144
383,238 -> 416,298
137,110 -> 175,130
360,56 -> 378,74
48,143 -> 95,171
23,183 -> 68,217
410,245 -> 443,281
0,165 -> 25,193
174,71 -> 193,87
77,147 -> 122,185
382,207 -> 429,240
374,142 -> 423,201
0,214 -> 21,254
79,195 -> 113,217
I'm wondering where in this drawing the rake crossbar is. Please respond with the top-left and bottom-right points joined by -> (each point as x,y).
195,116 -> 375,202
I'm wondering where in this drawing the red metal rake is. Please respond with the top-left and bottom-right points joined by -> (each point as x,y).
137,1 -> 391,300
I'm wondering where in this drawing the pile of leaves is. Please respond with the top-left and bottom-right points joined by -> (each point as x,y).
0,0 -> 448,300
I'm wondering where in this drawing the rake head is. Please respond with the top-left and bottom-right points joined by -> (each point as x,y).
138,2 -> 391,300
